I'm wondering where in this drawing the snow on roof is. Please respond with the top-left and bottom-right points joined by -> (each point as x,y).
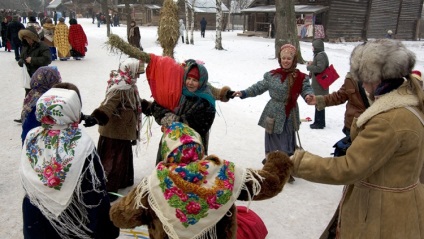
46,0 -> 62,9
187,0 -> 229,13
241,4 -> 329,14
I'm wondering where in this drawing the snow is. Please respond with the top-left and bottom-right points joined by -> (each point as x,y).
2,18 -> 424,239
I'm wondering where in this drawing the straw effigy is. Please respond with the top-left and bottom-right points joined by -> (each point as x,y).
106,34 -> 150,63
158,0 -> 179,58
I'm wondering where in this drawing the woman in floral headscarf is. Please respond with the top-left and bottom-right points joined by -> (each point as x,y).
20,86 -> 119,239
110,122 -> 294,239
21,66 -> 62,144
83,58 -> 144,201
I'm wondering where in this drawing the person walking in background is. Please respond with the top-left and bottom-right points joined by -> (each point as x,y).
1,17 -> 11,52
53,11 -> 57,25
127,20 -> 142,50
20,66 -> 61,143
109,121 -> 294,239
291,39 -> 424,239
200,17 -> 207,38
20,86 -> 120,239
42,18 -> 57,61
54,17 -> 71,61
232,44 -> 313,173
83,58 -> 144,202
21,11 -> 27,23
178,18 -> 185,43
68,18 -> 87,60
15,26 -> 52,123
307,39 -> 329,129
386,30 -> 393,39
26,16 -> 43,40
18,26 -> 52,95
6,15 -> 25,61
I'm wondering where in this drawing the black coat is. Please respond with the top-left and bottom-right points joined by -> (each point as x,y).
151,96 -> 216,155
6,20 -> 25,46
18,40 -> 52,77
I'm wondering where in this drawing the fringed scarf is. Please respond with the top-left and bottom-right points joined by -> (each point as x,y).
105,58 -> 142,140
270,68 -> 306,117
21,66 -> 62,123
134,122 -> 262,239
20,88 -> 101,239
68,23 -> 87,56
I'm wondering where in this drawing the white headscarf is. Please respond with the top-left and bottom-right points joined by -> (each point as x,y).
20,88 -> 100,239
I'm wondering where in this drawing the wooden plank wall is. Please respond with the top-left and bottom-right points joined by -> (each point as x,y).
367,0 -> 399,38
326,0 -> 369,40
396,0 -> 422,39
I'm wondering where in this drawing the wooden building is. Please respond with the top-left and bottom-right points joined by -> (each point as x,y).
178,0 -> 230,30
240,0 -> 424,40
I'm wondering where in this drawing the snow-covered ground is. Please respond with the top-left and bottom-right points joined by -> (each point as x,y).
2,18 -> 424,239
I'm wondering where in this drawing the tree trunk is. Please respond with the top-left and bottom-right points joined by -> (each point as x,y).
184,2 -> 190,44
189,7 -> 195,44
101,0 -> 110,36
215,0 -> 224,50
274,0 -> 304,63
125,0 -> 131,39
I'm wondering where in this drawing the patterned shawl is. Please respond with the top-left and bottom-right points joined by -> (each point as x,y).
20,88 -> 99,239
134,122 -> 261,239
68,24 -> 87,56
53,22 -> 70,56
105,58 -> 142,139
21,66 -> 62,123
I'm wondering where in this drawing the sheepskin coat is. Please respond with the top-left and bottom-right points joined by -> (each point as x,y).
315,72 -> 368,130
292,83 -> 424,238
110,151 -> 293,239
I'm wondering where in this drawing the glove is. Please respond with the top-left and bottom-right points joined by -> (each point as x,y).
141,99 -> 152,116
83,115 -> 98,127
160,112 -> 179,127
226,90 -> 235,99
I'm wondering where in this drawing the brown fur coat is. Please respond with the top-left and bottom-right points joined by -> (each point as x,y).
110,151 -> 293,239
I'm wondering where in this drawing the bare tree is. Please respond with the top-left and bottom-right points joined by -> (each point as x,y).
101,0 -> 110,36
215,0 -> 223,50
184,0 -> 196,45
274,0 -> 304,63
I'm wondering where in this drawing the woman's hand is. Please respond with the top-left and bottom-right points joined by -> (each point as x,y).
305,94 -> 317,105
233,91 -> 243,97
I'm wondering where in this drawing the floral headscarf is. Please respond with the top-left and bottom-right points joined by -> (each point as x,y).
21,66 -> 62,123
20,88 -> 98,238
135,122 -> 259,239
104,58 -> 143,139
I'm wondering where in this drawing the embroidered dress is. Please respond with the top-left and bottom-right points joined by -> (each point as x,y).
20,88 -> 119,239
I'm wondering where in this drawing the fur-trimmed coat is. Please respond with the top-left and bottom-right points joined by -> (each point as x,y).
110,151 -> 293,239
315,72 -> 368,131
92,92 -> 141,141
292,83 -> 424,238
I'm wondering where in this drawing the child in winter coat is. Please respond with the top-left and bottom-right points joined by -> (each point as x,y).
109,122 -> 293,239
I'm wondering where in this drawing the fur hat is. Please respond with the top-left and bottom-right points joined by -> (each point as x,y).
18,26 -> 40,42
349,39 -> 416,83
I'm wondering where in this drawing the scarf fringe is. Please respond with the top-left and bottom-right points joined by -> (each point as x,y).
240,169 -> 263,209
22,152 -> 104,239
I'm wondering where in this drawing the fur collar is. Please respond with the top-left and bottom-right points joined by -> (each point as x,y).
356,83 -> 419,127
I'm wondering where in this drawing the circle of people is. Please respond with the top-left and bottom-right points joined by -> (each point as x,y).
18,36 -> 424,239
